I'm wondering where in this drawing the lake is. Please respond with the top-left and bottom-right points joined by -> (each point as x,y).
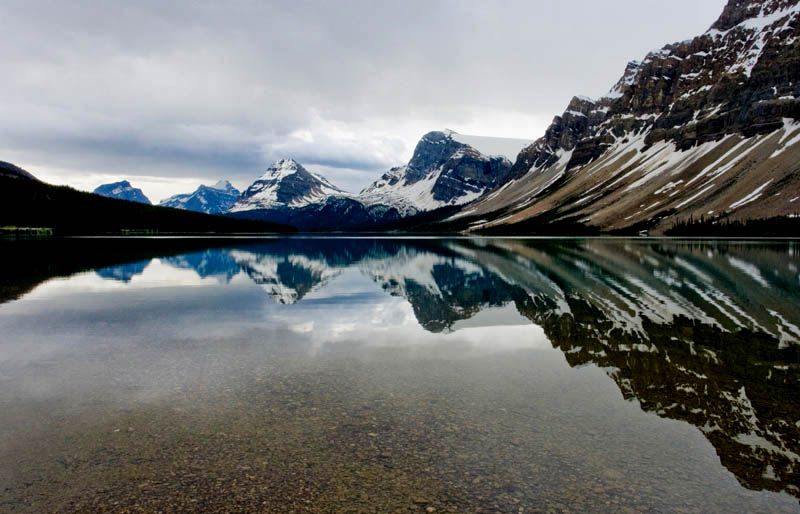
1,237 -> 798,513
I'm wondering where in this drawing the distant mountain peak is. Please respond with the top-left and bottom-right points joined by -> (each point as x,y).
93,180 -> 151,205
159,180 -> 240,214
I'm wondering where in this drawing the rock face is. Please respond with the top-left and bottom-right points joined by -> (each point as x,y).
93,180 -> 151,205
456,0 -> 800,234
360,130 -> 527,216
159,180 -> 240,214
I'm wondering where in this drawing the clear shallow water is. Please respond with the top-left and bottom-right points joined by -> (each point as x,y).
0,237 -> 799,513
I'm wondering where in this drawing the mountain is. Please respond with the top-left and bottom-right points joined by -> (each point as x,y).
0,160 -> 38,181
159,180 -> 241,214
228,132 -> 530,230
229,159 -> 348,212
93,180 -> 151,205
228,158 -> 406,230
360,130 -> 529,216
0,161 -> 294,234
447,0 -> 800,235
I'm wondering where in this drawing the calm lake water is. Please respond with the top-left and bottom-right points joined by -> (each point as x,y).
1,237 -> 799,513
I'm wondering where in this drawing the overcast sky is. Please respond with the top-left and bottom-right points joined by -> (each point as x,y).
0,0 -> 727,202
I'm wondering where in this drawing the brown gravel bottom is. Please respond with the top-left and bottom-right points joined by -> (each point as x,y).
1,347 -> 793,514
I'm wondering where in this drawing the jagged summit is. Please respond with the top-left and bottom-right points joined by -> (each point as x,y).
603,61 -> 641,100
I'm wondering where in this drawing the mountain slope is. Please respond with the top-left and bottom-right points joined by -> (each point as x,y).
453,0 -> 800,234
159,180 -> 241,214
0,160 -> 38,181
93,180 -> 152,205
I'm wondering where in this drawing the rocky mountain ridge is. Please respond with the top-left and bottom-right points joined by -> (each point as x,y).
451,0 -> 800,234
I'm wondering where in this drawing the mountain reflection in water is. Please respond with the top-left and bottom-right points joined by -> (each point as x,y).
1,237 -> 799,511
93,238 -> 800,499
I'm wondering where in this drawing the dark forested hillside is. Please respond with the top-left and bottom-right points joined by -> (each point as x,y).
0,175 -> 295,235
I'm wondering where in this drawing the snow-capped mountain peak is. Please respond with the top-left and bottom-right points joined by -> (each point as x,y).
229,158 -> 351,213
258,158 -> 302,181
